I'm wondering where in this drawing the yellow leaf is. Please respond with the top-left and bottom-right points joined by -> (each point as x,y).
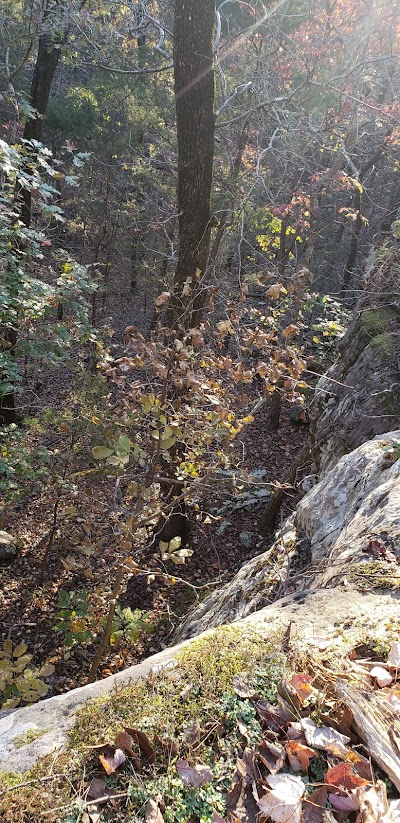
266,283 -> 284,299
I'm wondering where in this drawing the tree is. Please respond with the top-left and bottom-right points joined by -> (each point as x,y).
165,0 -> 216,329
20,0 -> 76,228
0,0 -> 75,424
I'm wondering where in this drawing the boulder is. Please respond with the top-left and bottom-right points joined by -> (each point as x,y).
0,531 -> 18,562
176,432 -> 400,640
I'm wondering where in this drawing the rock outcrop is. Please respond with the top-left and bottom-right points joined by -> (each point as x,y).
2,433 -> 400,775
1,588 -> 400,774
176,432 -> 400,640
311,242 -> 400,475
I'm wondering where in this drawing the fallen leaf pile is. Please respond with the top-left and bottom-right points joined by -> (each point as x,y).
78,641 -> 400,822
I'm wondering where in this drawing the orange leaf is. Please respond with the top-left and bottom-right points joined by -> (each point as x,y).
289,673 -> 313,703
98,747 -> 125,775
326,762 -> 370,792
286,740 -> 316,773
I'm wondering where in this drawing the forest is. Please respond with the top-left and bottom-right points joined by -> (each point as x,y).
1,1 -> 400,815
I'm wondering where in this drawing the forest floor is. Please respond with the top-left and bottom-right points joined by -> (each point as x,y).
0,401 -> 309,697
0,277 -> 310,701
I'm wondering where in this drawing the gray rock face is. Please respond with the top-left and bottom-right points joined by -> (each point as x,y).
176,432 -> 400,640
0,642 -> 187,774
0,531 -> 18,562
1,588 -> 400,774
311,246 -> 400,476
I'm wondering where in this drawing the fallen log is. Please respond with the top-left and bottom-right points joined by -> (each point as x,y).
335,679 -> 400,791
258,443 -> 311,535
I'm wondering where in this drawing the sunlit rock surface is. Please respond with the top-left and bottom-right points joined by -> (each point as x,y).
176,433 -> 400,639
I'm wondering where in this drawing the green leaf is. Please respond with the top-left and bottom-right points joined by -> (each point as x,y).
39,663 -> 55,677
92,446 -> 114,459
57,590 -> 72,608
106,454 -> 126,466
117,435 -> 131,454
12,643 -> 28,658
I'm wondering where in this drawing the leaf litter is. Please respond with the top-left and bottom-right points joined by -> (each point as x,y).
5,641 -> 400,821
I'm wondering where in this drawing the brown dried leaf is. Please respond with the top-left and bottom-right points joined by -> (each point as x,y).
286,722 -> 306,742
233,747 -> 259,785
256,739 -> 285,774
232,675 -> 258,700
355,782 -> 388,823
277,679 -> 301,710
226,778 -> 259,823
289,672 -> 314,703
326,762 -> 370,791
154,733 -> 180,757
154,291 -> 170,308
346,751 -> 373,782
114,731 -> 140,768
114,731 -> 134,751
370,666 -> 393,687
176,759 -> 213,787
145,799 -> 165,822
285,740 -> 315,773
301,717 -> 350,757
256,700 -> 282,734
125,726 -> 155,764
182,719 -> 202,747
257,773 -> 305,823
329,793 -> 359,812
303,786 -> 328,823
87,778 -> 108,801
388,642 -> 400,667
266,283 -> 284,299
380,798 -> 400,823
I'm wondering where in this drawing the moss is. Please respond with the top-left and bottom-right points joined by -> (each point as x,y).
370,332 -> 395,357
345,560 -> 400,591
360,306 -> 397,337
11,728 -> 47,749
0,626 -> 285,821
0,771 -> 23,788
70,625 -> 284,747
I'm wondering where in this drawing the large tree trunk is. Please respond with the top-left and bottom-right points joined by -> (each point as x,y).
156,0 -> 216,544
165,0 -> 216,330
20,0 -> 69,228
1,2 -> 70,426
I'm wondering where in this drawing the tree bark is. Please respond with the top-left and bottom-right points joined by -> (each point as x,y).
1,2 -> 70,426
156,0 -> 216,544
20,0 -> 69,227
259,444 -> 310,536
165,0 -> 216,330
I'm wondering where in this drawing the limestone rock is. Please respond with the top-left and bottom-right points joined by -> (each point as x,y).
311,244 -> 400,475
1,588 -> 400,774
176,432 -> 400,640
0,531 -> 18,562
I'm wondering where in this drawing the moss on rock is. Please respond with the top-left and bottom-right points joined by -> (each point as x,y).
360,306 -> 397,337
370,332 -> 395,357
